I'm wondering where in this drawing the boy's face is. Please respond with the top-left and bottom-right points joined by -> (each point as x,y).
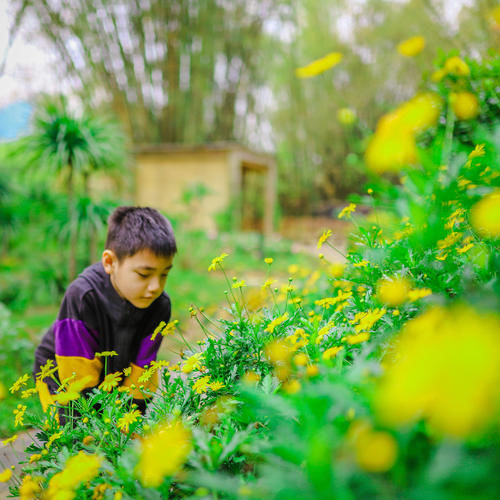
102,248 -> 174,309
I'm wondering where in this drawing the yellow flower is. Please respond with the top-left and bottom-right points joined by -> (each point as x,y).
19,475 -> 42,499
338,203 -> 356,219
283,379 -> 301,394
264,257 -> 273,264
351,423 -> 398,472
444,56 -> 470,76
36,360 -> 59,383
2,434 -> 18,446
9,373 -> 30,394
29,454 -> 42,463
327,262 -> 345,278
317,229 -> 332,249
45,430 -> 63,449
232,280 -> 246,289
82,435 -> 94,446
98,372 -> 122,392
431,68 -> 447,82
262,278 -> 276,290
451,91 -> 479,120
407,288 -> 432,301
397,35 -> 425,56
21,388 -> 38,399
322,346 -> 344,360
0,468 -> 12,482
123,366 -> 132,377
242,371 -> 261,385
375,305 -> 500,438
469,144 -> 485,159
353,260 -> 369,268
192,376 -> 211,394
13,404 -> 27,427
209,381 -> 225,391
208,252 -> 229,272
295,51 -> 343,78
457,242 -> 474,254
337,108 -> 356,125
135,420 -> 192,487
293,353 -> 309,366
46,451 -> 101,496
470,191 -> 500,239
376,276 -> 411,306
265,339 -> 293,365
95,351 -> 118,358
306,364 -> 319,377
117,409 -> 142,434
182,353 -> 203,374
345,332 -> 371,345
264,313 -> 289,333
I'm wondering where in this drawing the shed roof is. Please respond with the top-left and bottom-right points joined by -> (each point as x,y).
133,141 -> 274,161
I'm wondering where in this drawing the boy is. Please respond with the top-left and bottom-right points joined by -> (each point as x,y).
33,206 -> 176,416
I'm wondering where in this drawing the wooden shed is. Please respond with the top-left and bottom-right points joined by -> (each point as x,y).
134,143 -> 277,235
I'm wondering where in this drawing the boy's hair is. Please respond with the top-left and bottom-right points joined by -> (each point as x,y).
105,206 -> 177,261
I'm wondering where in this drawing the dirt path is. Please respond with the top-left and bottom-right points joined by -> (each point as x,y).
0,429 -> 39,497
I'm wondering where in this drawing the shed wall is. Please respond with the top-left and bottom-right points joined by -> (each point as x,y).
135,151 -> 231,232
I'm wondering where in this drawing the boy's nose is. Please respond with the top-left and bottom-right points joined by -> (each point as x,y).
147,276 -> 161,293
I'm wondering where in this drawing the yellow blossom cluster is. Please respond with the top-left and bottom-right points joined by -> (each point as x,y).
365,92 -> 442,173
376,305 -> 500,437
45,451 -> 101,499
295,51 -> 343,78
350,308 -> 386,333
376,276 -> 411,307
135,420 -> 192,487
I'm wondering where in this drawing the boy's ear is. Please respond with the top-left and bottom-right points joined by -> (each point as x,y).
102,249 -> 117,274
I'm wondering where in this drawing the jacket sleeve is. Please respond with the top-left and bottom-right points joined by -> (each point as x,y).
121,295 -> 171,412
53,286 -> 103,391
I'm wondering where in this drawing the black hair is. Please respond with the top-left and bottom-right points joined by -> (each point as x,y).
105,206 -> 177,261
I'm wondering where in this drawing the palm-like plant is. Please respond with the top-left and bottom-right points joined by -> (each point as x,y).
13,96 -> 127,280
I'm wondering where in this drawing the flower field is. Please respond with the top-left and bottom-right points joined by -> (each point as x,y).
1,52 -> 500,499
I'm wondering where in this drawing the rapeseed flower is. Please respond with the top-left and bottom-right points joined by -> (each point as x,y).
117,409 -> 142,434
2,434 -> 18,445
375,305 -> 500,438
265,339 -> 293,365
0,468 -> 12,482
338,203 -> 356,219
397,35 -> 425,56
209,381 -> 225,391
182,353 -> 203,374
95,351 -> 118,357
407,288 -> 432,301
451,91 -> 479,120
264,313 -> 289,333
46,451 -> 101,498
98,372 -> 122,392
19,475 -> 42,499
192,376 -> 211,394
376,276 -> 411,306
296,51 -> 343,78
208,252 -> 229,271
135,420 -> 192,487
345,332 -> 371,344
350,308 -> 386,333
444,56 -> 470,76
317,229 -> 332,248
470,191 -> 500,238
36,359 -> 58,381
322,346 -> 344,360
264,257 -> 273,264
13,404 -> 27,427
9,373 -> 30,394
337,108 -> 356,125
350,421 -> 398,472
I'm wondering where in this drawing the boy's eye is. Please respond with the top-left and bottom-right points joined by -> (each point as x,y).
137,273 -> 148,278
